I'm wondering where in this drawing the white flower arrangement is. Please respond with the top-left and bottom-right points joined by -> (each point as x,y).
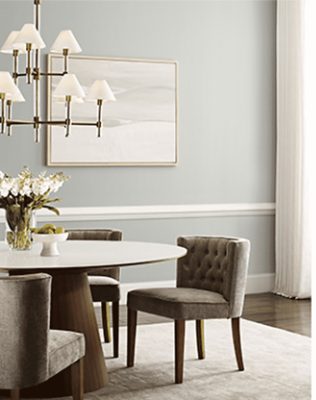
1,168 -> 69,250
0,167 -> 69,214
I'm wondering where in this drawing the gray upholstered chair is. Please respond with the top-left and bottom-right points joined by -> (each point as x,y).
127,236 -> 250,383
67,229 -> 122,358
0,273 -> 85,400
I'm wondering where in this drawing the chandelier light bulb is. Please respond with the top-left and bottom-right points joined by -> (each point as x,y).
0,31 -> 26,54
50,30 -> 82,54
14,24 -> 46,49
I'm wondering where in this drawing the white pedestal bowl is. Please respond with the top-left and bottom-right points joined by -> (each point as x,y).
32,232 -> 69,256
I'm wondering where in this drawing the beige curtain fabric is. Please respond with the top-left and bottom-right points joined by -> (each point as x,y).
275,0 -> 312,298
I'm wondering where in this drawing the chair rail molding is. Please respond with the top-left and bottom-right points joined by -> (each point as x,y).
0,202 -> 276,223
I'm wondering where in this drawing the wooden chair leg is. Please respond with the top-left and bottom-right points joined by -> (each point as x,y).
231,317 -> 244,371
101,301 -> 111,343
175,319 -> 185,384
196,319 -> 205,359
71,358 -> 84,400
10,389 -> 19,400
112,300 -> 119,358
127,308 -> 137,367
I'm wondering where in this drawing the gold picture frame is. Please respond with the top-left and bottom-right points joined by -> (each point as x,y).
47,54 -> 178,166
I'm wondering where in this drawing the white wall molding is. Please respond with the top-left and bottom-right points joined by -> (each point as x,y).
113,273 -> 275,305
0,203 -> 275,224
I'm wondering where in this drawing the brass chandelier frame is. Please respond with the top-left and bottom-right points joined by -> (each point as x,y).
0,0 -> 103,143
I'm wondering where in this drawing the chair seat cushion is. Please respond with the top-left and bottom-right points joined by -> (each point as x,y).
128,287 -> 229,320
88,275 -> 120,302
48,330 -> 85,379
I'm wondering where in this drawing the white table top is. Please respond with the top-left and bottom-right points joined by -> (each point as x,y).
0,240 -> 187,272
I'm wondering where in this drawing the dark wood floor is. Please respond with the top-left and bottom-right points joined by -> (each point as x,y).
96,292 -> 311,337
242,293 -> 311,336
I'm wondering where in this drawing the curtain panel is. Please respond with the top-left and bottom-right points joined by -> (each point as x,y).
275,0 -> 312,298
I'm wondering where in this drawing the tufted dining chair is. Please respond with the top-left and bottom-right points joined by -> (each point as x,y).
127,236 -> 250,383
0,273 -> 85,400
67,229 -> 122,358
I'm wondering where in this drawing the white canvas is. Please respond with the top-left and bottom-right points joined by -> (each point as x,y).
47,55 -> 178,166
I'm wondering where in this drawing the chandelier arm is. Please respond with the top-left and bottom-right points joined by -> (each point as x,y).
72,122 -> 99,127
13,73 -> 27,79
33,59 -> 40,142
34,0 -> 40,30
26,44 -> 33,84
63,49 -> 69,73
32,0 -> 41,143
6,100 -> 12,136
7,119 -> 99,127
97,99 -> 103,137
40,72 -> 67,77
6,120 -> 36,126
12,50 -> 19,84
65,96 -> 71,137
0,95 -> 5,134
38,120 -> 67,125
6,119 -> 66,126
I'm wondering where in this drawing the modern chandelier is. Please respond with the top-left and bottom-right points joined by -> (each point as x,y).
0,0 -> 116,143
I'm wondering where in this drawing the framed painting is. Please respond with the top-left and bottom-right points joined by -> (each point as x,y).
47,55 -> 178,166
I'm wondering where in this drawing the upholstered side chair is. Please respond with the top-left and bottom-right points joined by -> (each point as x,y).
0,273 -> 85,400
127,236 -> 250,383
67,229 -> 122,358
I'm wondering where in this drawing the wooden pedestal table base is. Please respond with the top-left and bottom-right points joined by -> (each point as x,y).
21,272 -> 107,398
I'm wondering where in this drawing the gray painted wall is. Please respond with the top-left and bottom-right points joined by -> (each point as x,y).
0,0 -> 276,284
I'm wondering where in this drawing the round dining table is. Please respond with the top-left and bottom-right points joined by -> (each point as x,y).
0,240 -> 186,398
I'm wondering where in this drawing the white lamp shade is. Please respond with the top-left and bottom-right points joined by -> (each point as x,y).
87,80 -> 116,102
0,71 -> 15,94
14,24 -> 45,49
0,71 -> 25,102
53,74 -> 85,98
50,30 -> 82,54
6,85 -> 25,103
1,31 -> 26,54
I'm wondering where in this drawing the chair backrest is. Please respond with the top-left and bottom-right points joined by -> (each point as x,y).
67,229 -> 122,280
0,273 -> 51,389
177,236 -> 250,318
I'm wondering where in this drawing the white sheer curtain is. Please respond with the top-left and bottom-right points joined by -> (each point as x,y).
275,0 -> 314,299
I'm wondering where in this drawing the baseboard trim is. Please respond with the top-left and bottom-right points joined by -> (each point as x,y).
101,273 -> 275,305
245,273 -> 275,294
0,203 -> 275,224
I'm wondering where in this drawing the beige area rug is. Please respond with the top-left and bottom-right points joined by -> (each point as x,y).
85,319 -> 311,400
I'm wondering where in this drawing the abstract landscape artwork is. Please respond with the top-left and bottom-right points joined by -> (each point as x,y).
47,55 -> 178,166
